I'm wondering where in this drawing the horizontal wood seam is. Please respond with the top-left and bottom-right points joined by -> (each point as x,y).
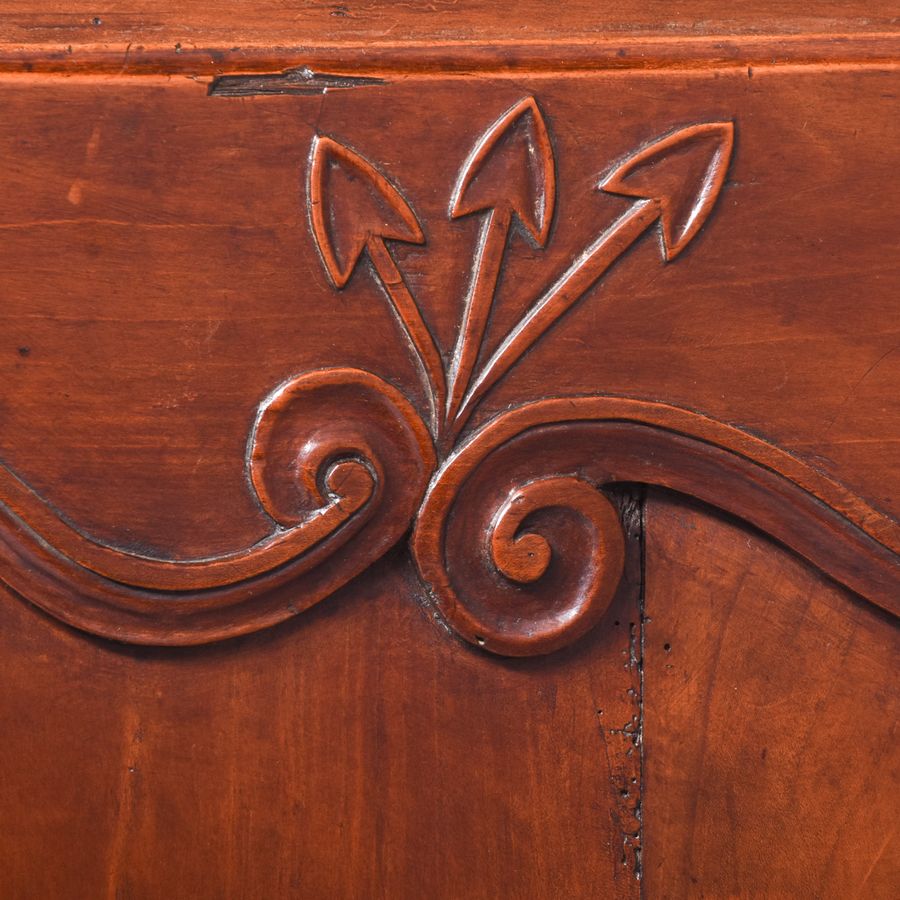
0,32 -> 897,76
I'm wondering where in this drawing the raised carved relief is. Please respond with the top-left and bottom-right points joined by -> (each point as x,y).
0,96 -> 896,654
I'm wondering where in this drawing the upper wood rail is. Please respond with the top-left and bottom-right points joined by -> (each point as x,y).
1,3 -> 896,44
0,33 -> 898,76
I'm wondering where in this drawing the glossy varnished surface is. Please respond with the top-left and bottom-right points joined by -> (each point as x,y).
0,67 -> 896,649
644,494 -> 899,896
0,540 -> 643,898
0,2 -> 897,75
0,70 -> 896,545
0,9 -> 896,896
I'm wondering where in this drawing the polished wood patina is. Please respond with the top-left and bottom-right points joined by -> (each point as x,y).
0,3 -> 896,897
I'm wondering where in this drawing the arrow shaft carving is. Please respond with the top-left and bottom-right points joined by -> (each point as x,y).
446,207 -> 512,433
366,236 -> 447,431
454,200 -> 659,431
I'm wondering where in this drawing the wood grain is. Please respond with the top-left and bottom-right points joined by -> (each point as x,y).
0,70 -> 896,650
413,396 -> 900,657
0,3 -> 897,74
0,70 -> 894,538
0,12 -> 896,896
1,0 -> 896,46
0,520 -> 643,899
643,492 -> 899,897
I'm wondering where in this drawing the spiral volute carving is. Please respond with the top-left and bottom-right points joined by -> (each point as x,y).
414,451 -> 626,657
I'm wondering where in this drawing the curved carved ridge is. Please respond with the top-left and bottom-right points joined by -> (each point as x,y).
1,388 -> 894,651
0,368 -> 435,644
1,96 -> 896,655
307,135 -> 446,433
412,396 -> 900,656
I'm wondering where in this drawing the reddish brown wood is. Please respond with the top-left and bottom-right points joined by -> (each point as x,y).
413,396 -> 900,656
0,70 -> 894,534
0,77 -> 895,652
0,367 -> 436,643
643,492 -> 900,896
0,4 -> 897,74
0,9 -> 896,896
0,530 -> 644,898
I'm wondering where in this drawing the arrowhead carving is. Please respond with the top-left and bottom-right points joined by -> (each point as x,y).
308,135 -> 424,288
599,121 -> 734,261
450,96 -> 555,246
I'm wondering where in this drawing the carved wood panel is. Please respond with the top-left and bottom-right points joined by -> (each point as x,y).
643,493 -> 899,895
0,21 -> 897,895
0,77 -> 895,655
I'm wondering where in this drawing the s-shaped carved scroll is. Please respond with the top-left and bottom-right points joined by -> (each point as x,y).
412,398 -> 900,656
0,368 -> 434,643
0,94 -> 897,653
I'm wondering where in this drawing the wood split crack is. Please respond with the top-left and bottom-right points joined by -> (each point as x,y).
602,486 -> 645,887
208,66 -> 386,97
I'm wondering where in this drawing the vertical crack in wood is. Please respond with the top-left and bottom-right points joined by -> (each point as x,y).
605,485 -> 645,889
622,485 -> 645,885
636,485 -> 646,888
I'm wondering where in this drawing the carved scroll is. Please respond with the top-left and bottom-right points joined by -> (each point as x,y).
412,397 -> 900,655
0,368 -> 434,643
0,94 -> 896,654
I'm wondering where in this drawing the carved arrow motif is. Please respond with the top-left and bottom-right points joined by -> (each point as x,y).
454,121 -> 735,429
308,135 -> 446,431
445,97 -> 555,437
0,97 -> 895,657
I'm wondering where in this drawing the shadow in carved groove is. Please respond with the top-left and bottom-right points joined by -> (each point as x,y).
0,96 -> 896,653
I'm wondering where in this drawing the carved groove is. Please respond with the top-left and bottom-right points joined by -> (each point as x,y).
445,96 -> 556,437
307,134 -> 445,431
413,396 -> 900,655
429,473 -> 627,656
0,368 -> 434,643
453,120 -> 735,427
0,94 -> 896,655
